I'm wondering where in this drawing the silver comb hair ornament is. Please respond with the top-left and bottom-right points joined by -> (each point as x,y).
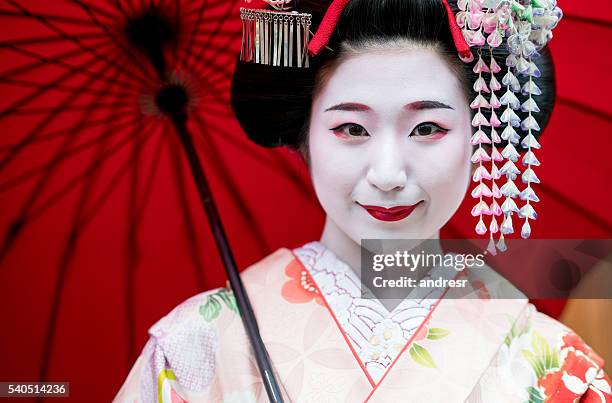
240,8 -> 312,68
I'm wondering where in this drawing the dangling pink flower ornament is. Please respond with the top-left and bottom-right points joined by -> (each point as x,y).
457,0 -> 562,253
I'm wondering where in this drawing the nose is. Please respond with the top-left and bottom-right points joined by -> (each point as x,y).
366,136 -> 408,192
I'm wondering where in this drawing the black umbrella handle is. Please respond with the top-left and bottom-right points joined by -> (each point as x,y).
172,117 -> 285,403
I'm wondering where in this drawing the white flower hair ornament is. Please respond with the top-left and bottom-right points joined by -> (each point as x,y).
457,0 -> 563,254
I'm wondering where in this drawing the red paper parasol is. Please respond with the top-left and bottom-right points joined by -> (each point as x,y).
0,0 -> 316,401
0,1 -> 610,402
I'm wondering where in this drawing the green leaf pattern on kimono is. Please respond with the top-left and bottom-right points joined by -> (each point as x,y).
504,313 -> 531,347
199,288 -> 237,322
409,343 -> 437,368
525,386 -> 545,403
408,327 -> 450,368
217,289 -> 239,313
520,331 -> 559,380
426,328 -> 450,340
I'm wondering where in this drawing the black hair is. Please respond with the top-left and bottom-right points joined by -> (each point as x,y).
230,0 -> 555,155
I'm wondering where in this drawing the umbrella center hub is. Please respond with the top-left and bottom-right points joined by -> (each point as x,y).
156,85 -> 189,118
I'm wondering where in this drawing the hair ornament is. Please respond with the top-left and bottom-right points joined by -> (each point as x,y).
458,0 -> 562,254
240,0 -> 312,67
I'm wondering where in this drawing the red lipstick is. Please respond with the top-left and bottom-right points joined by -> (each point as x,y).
359,202 -> 422,222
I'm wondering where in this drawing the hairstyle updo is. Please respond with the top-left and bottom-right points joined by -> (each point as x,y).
230,0 -> 555,155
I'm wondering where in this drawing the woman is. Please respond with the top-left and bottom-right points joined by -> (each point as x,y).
115,0 -> 611,401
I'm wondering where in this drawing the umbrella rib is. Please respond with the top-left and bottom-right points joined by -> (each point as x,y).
183,0 -> 231,16
189,109 -> 293,172
441,221 -> 465,239
68,0 -> 159,87
11,115 -> 147,222
167,121 -> 209,291
7,102 -> 136,116
0,108 -> 137,153
61,1 -> 123,22
79,121 -> 157,229
187,45 -> 236,94
134,121 -> 166,217
172,35 -> 236,101
38,116 -> 156,385
125,0 -> 140,15
189,106 -> 287,167
0,57 -> 130,269
0,32 -> 109,47
190,28 -> 242,40
7,0 -> 155,89
0,9 -> 105,26
0,50 -> 135,174
175,0 -> 208,72
0,43 -> 144,104
111,0 -> 133,21
170,0 -> 181,68
194,52 -> 235,86
0,40 -> 112,82
0,113 -> 127,152
23,114 -> 152,224
0,76 -> 138,102
537,184 -> 612,236
194,114 -> 315,202
183,0 -> 239,75
267,148 -> 317,202
557,97 -> 612,122
124,110 -> 153,365
123,9 -> 158,363
189,67 -> 231,105
0,42 -> 138,119
119,140 -> 165,361
0,105 -> 141,194
191,113 -> 272,254
562,14 -> 612,29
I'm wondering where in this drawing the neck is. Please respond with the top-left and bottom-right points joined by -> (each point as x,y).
319,216 -> 444,274
319,217 -> 362,272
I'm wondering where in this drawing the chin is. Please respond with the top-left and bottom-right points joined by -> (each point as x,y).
351,227 -> 430,242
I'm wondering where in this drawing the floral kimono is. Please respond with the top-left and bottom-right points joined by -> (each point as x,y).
115,242 -> 611,403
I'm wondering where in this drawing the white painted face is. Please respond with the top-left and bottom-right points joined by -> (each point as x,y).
308,47 -> 472,248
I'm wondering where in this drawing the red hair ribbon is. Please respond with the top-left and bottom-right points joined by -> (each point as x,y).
308,0 -> 472,60
307,0 -> 350,56
440,0 -> 472,59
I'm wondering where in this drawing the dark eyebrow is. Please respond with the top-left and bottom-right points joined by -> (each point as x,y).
324,103 -> 371,112
405,100 -> 454,111
324,100 -> 454,112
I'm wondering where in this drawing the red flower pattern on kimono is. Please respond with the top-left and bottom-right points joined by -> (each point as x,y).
537,333 -> 611,403
281,259 -> 323,305
413,322 -> 429,342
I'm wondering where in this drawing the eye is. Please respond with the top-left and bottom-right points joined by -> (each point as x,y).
410,122 -> 449,139
330,123 -> 370,138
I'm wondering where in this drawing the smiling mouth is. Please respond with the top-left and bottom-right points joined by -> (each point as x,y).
358,201 -> 423,222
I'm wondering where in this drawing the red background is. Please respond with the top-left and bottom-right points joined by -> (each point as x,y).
0,1 -> 610,402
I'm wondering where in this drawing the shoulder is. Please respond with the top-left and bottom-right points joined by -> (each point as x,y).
148,287 -> 234,340
145,288 -> 234,393
115,287 -> 234,402
499,303 -> 611,402
118,248 -> 300,401
151,246 -> 296,326
149,248 -> 295,335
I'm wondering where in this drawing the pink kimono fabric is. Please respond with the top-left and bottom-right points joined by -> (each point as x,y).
115,248 -> 611,402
